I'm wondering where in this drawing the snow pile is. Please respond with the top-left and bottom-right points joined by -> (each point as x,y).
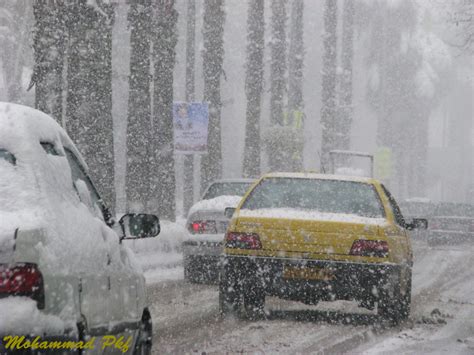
124,220 -> 187,283
0,297 -> 71,335
188,195 -> 243,216
239,208 -> 387,225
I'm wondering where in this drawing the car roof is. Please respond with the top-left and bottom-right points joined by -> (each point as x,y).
0,102 -> 86,168
208,178 -> 255,184
261,172 -> 378,184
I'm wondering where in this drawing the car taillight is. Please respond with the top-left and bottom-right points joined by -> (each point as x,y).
225,232 -> 262,250
188,220 -> 217,234
430,221 -> 440,230
0,263 -> 44,308
350,240 -> 388,258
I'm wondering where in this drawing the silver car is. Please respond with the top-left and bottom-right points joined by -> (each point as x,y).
183,179 -> 254,283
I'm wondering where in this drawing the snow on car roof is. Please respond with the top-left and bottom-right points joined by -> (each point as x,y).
0,102 -> 86,168
262,172 -> 377,184
188,195 -> 242,217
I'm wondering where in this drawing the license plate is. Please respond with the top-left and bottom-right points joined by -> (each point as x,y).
283,266 -> 335,281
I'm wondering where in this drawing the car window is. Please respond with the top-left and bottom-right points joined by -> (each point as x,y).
381,185 -> 406,227
40,142 -> 61,156
203,182 -> 253,199
241,178 -> 385,218
64,148 -> 104,220
0,149 -> 16,165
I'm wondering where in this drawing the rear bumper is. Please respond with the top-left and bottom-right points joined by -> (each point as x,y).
221,255 -> 403,303
182,240 -> 223,257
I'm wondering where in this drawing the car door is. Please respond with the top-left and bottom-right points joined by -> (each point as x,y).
64,148 -> 114,332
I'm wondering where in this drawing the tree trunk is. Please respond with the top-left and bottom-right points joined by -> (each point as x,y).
183,0 -> 196,216
66,1 -> 116,211
287,0 -> 304,171
268,0 -> 288,171
200,0 -> 225,193
337,0 -> 354,151
320,0 -> 338,171
32,0 -> 66,119
126,0 -> 153,213
152,0 -> 178,220
242,0 -> 264,178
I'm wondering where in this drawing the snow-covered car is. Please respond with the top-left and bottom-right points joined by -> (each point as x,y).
219,172 -> 428,323
183,179 -> 254,283
0,103 -> 159,352
428,202 -> 474,246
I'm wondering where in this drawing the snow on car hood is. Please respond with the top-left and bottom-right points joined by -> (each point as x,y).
188,195 -> 243,216
239,208 -> 387,226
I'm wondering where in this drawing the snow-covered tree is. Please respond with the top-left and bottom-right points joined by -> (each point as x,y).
1,0 -> 33,103
183,0 -> 196,215
66,1 -> 116,210
320,0 -> 338,171
243,0 -> 265,178
126,0 -> 153,212
447,0 -> 474,55
361,0 -> 451,197
200,0 -> 225,193
152,0 -> 178,220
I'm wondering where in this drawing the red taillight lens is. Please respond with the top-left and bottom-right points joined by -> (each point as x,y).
0,263 -> 44,308
189,220 -> 217,234
430,221 -> 440,230
350,240 -> 388,258
225,232 -> 262,249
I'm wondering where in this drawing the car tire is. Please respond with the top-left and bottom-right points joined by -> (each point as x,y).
243,285 -> 265,320
133,310 -> 152,355
378,269 -> 411,325
219,276 -> 242,317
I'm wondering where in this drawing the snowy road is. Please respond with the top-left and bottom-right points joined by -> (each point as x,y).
146,240 -> 474,354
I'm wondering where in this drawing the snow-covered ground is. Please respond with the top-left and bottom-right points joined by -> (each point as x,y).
143,238 -> 474,354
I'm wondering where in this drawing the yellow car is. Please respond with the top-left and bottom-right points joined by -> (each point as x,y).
219,173 -> 427,323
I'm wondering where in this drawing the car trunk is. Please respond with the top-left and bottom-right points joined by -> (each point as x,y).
236,216 -> 381,256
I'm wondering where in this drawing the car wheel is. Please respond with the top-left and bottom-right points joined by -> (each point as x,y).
184,257 -> 200,283
378,269 -> 411,325
219,276 -> 242,317
243,284 -> 265,320
133,310 -> 152,355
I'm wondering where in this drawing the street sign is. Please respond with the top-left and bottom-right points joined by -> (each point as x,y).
173,102 -> 209,154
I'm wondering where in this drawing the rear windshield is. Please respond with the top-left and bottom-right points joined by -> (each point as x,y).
434,203 -> 474,218
241,178 -> 385,218
203,182 -> 252,199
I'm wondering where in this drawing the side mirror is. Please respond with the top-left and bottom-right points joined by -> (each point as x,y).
224,207 -> 236,219
406,218 -> 428,231
119,213 -> 160,240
